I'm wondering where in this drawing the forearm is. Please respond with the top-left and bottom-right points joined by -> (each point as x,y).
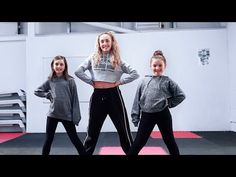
168,94 -> 186,108
34,89 -> 49,98
75,68 -> 93,85
120,70 -> 139,85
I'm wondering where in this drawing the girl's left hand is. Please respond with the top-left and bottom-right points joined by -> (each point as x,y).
114,81 -> 121,87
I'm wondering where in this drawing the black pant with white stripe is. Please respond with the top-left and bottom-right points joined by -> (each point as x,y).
84,87 -> 133,155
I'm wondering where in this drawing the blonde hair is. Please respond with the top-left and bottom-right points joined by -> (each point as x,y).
92,31 -> 121,69
151,50 -> 167,66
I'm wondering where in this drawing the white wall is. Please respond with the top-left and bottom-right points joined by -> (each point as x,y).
0,23 -> 18,35
26,29 -> 229,132
227,23 -> 236,131
35,22 -> 69,35
118,29 -> 229,131
176,22 -> 223,29
0,39 -> 26,92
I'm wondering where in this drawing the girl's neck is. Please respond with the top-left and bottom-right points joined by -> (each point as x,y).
102,52 -> 110,57
56,73 -> 63,77
153,74 -> 162,77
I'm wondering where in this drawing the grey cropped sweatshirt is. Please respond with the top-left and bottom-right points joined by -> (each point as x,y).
34,76 -> 81,125
74,54 -> 139,85
131,75 -> 186,125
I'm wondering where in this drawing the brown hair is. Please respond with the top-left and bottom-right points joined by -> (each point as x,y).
150,50 -> 167,66
48,55 -> 73,80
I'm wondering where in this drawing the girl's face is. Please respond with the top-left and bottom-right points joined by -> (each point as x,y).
151,58 -> 166,76
99,34 -> 112,54
53,59 -> 65,76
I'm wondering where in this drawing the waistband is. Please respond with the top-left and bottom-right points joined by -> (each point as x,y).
94,86 -> 119,91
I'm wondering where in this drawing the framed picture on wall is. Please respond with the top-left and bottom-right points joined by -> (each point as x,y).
198,49 -> 210,65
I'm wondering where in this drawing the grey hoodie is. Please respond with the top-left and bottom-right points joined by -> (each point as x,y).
74,55 -> 139,85
131,75 -> 185,125
34,76 -> 81,125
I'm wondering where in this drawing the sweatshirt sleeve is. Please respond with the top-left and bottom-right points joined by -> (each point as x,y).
74,57 -> 93,86
167,77 -> 186,108
120,61 -> 139,85
34,80 -> 51,98
70,79 -> 81,126
131,80 -> 142,126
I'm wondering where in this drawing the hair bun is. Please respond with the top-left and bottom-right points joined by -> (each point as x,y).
153,50 -> 163,56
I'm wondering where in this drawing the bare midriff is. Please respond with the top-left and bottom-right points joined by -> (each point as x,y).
93,81 -> 116,89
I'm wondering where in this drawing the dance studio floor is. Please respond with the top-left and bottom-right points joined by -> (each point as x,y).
0,131 -> 236,155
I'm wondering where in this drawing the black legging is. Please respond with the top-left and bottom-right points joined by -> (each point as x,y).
42,117 -> 86,155
128,107 -> 179,155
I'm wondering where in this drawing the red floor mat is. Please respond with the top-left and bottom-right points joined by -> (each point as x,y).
150,131 -> 201,138
99,146 -> 168,155
0,133 -> 26,143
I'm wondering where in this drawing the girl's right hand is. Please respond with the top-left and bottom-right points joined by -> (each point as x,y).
46,92 -> 53,102
91,81 -> 95,88
133,121 -> 139,127
114,81 -> 121,87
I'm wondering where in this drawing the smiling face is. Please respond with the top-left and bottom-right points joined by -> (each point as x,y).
53,59 -> 65,77
99,33 -> 112,54
150,58 -> 166,76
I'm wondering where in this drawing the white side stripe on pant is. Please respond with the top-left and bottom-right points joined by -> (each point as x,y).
116,87 -> 132,146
